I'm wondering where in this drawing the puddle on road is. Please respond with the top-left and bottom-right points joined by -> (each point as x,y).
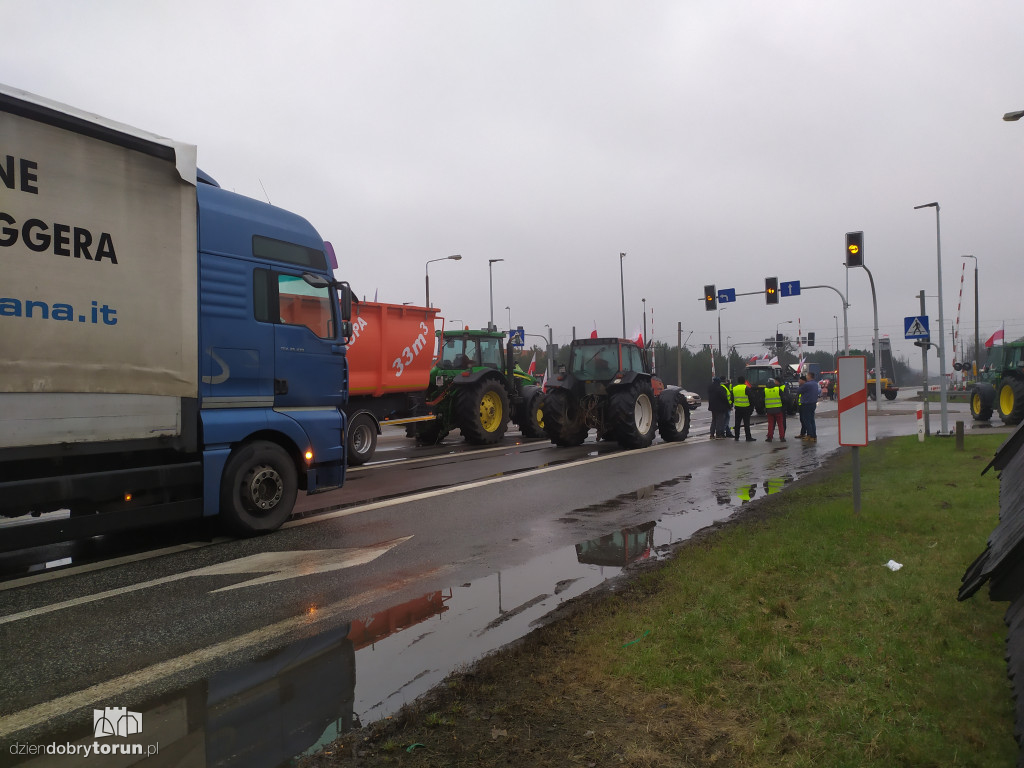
11,450 -> 836,768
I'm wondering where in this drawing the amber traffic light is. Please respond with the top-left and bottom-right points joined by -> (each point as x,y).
704,284 -> 717,311
846,231 -> 864,267
765,277 -> 779,305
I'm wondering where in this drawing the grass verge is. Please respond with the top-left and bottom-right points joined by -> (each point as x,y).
301,435 -> 1015,767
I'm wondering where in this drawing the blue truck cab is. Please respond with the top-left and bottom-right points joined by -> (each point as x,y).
195,175 -> 352,535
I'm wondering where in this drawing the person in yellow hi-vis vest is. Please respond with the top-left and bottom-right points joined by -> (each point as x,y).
763,378 -> 786,442
731,376 -> 755,441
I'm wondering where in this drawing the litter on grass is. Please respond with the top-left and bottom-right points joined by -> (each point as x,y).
885,560 -> 903,571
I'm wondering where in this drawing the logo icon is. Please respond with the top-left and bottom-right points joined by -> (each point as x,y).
93,707 -> 143,738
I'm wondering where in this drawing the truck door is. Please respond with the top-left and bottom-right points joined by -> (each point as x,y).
272,273 -> 346,408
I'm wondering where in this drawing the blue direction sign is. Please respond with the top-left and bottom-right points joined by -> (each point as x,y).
904,316 -> 930,340
717,288 -> 736,304
780,280 -> 801,297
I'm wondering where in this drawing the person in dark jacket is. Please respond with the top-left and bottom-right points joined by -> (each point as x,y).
707,377 -> 732,439
798,373 -> 820,442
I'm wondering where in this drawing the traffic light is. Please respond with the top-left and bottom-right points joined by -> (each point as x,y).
807,332 -> 815,347
845,231 -> 864,267
775,332 -> 784,351
765,277 -> 779,305
704,284 -> 717,311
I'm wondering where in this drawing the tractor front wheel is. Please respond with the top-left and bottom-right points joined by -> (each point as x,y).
610,380 -> 656,449
457,378 -> 510,444
970,384 -> 994,421
657,389 -> 690,442
517,385 -> 546,438
998,378 -> 1024,425
542,390 -> 589,446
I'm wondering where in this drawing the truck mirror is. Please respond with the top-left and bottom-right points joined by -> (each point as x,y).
339,320 -> 353,340
337,281 -> 353,321
302,272 -> 330,289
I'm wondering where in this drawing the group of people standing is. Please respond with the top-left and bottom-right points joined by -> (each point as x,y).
706,373 -> 820,444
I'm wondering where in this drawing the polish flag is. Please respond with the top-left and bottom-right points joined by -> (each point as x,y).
527,352 -> 537,376
762,351 -> 771,360
768,356 -> 779,366
749,354 -> 760,364
635,331 -> 644,346
591,322 -> 598,339
985,329 -> 1005,348
541,370 -> 548,393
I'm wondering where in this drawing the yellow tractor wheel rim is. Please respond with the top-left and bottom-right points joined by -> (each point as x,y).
536,406 -> 545,429
479,391 -> 503,432
1001,385 -> 1015,416
972,393 -> 982,413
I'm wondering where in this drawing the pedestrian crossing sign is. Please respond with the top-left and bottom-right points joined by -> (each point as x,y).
904,316 -> 929,340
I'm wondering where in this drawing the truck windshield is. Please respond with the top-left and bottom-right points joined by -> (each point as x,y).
571,344 -> 618,380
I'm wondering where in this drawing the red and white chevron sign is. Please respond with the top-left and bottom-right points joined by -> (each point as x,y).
838,356 -> 868,446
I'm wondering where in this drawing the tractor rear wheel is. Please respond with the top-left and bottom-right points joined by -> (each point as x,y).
657,389 -> 690,442
610,380 -> 656,449
998,378 -> 1024,425
457,378 -> 509,444
517,385 -> 546,438
970,384 -> 994,421
542,389 -> 589,446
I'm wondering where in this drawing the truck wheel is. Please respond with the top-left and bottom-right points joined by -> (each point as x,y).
517,385 -> 546,438
610,380 -> 656,449
346,413 -> 377,466
542,390 -> 589,446
220,441 -> 297,536
970,384 -> 994,421
998,378 -> 1024,425
884,390 -> 898,401
457,378 -> 509,445
657,390 -> 690,442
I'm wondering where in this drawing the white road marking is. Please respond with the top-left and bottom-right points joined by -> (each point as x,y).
0,537 -> 411,626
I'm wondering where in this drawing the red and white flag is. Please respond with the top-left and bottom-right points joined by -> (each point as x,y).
985,329 -> 1005,348
769,356 -> 779,366
527,352 -> 537,376
590,322 -> 598,339
541,370 -> 548,393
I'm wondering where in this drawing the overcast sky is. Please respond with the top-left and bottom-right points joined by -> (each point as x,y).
6,1 -> 1023,370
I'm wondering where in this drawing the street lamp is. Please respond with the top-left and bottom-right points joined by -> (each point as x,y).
833,315 -> 839,368
1003,110 -> 1024,121
962,255 -> 979,371
776,320 -> 794,358
425,254 -> 461,308
641,298 -> 647,343
488,259 -> 504,330
914,201 -> 949,434
505,305 -> 511,331
619,252 -> 627,337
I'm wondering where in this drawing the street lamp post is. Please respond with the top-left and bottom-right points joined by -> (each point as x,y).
488,258 -> 504,331
425,254 -> 461,308
962,255 -> 979,371
915,202 -> 949,434
641,298 -> 647,343
505,305 -> 511,332
833,315 -> 839,368
619,253 -> 627,337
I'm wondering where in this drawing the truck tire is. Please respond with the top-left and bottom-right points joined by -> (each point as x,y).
884,390 -> 898,401
517,385 -> 546,438
970,383 -> 995,421
657,390 -> 690,442
457,378 -> 510,445
610,380 -> 656,449
998,378 -> 1024,425
542,390 -> 589,446
346,413 -> 377,466
220,441 -> 297,536
750,389 -> 767,416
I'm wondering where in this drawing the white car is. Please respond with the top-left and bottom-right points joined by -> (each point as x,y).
681,390 -> 702,410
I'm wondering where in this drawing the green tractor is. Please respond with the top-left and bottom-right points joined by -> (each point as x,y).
540,337 -> 690,449
970,340 -> 1024,425
415,329 -> 546,445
